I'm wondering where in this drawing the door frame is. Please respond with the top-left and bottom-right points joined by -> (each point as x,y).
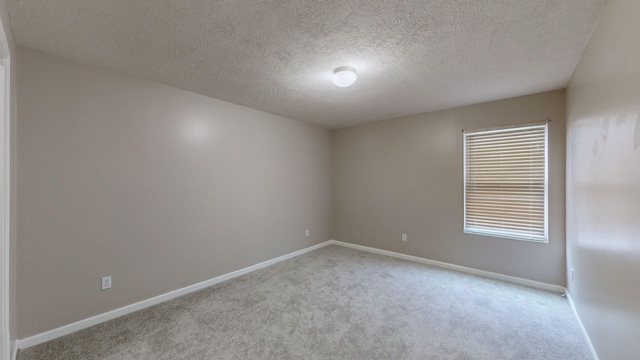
0,14 -> 11,360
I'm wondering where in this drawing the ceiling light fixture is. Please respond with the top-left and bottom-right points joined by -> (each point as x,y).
332,66 -> 357,87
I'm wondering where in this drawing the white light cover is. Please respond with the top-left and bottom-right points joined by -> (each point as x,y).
332,66 -> 357,87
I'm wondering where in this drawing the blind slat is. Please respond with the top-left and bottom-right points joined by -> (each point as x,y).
466,218 -> 546,229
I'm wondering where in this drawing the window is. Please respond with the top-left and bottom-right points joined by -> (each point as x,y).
463,123 -> 548,243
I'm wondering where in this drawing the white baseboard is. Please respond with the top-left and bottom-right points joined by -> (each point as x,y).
17,239 -> 569,352
566,292 -> 599,360
327,240 -> 566,293
17,241 -> 333,350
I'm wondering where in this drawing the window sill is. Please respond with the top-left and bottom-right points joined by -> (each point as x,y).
464,228 -> 548,243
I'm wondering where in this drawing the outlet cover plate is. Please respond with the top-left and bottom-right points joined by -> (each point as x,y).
102,276 -> 112,290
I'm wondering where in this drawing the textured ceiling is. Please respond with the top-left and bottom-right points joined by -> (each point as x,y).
8,0 -> 607,128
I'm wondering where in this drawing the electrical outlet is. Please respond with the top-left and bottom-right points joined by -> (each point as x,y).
101,276 -> 112,290
305,229 -> 310,237
402,233 -> 407,241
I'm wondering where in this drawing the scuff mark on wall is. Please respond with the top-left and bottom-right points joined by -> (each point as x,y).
601,116 -> 610,140
616,113 -> 627,125
593,137 -> 599,155
634,114 -> 640,150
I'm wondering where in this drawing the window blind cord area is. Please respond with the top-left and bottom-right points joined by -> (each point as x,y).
463,122 -> 548,242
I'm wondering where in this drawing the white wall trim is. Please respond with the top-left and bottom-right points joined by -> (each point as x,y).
18,239 -> 569,352
328,240 -> 566,293
17,241 -> 333,350
566,291 -> 599,360
0,17 -> 11,360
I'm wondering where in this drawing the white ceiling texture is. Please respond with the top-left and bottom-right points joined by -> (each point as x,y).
8,0 -> 607,128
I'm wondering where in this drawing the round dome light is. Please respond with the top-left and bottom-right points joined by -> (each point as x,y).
332,66 -> 357,87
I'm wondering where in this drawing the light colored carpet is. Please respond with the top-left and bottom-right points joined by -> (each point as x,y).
18,245 -> 592,360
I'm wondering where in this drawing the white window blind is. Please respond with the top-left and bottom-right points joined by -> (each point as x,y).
464,123 -> 548,242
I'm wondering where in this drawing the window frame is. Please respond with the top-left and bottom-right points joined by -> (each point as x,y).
463,122 -> 549,243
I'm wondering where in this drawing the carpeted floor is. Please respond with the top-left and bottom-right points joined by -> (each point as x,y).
18,245 -> 592,360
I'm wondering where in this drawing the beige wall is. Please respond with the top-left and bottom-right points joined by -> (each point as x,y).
333,90 -> 566,286
16,47 -> 332,338
566,0 -> 640,358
